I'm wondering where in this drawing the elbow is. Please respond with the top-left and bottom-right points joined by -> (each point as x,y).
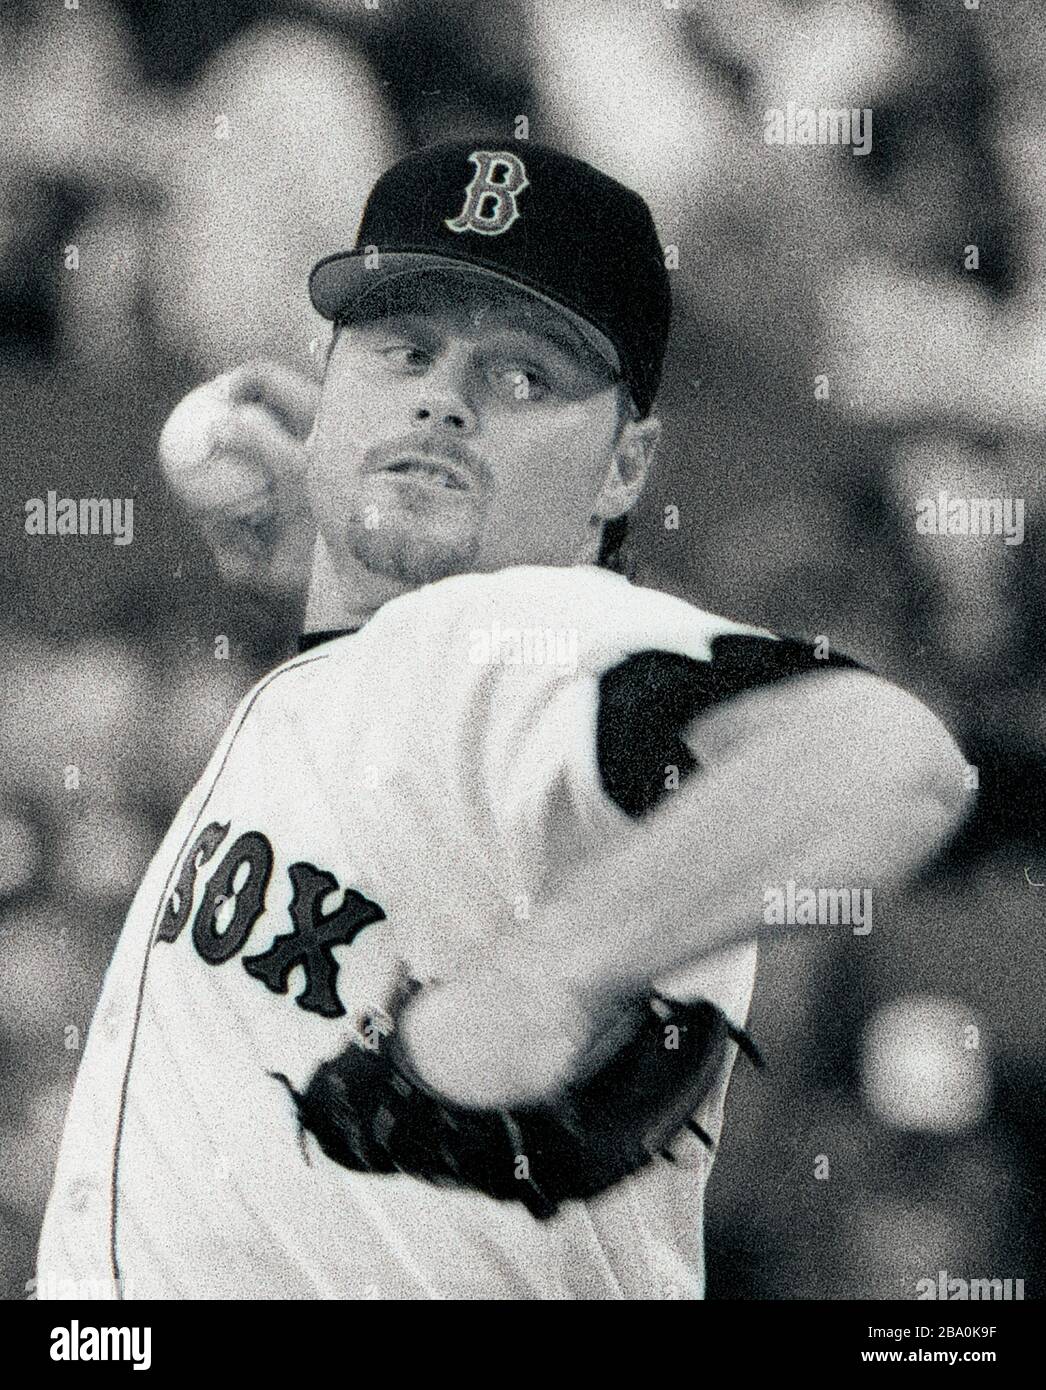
810,671 -> 976,881
905,769 -> 974,872
895,689 -> 975,832
863,677 -> 976,875
908,727 -> 976,863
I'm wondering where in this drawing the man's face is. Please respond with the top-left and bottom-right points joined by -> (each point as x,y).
304,273 -> 638,590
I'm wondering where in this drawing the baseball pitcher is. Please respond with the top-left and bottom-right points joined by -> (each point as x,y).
38,140 -> 971,1300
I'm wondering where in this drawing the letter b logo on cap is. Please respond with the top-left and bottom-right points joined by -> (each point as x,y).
445,150 -> 530,236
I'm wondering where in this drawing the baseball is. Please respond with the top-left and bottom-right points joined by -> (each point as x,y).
157,373 -> 233,473
158,373 -> 272,514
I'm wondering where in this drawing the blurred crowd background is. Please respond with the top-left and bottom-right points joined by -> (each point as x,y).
1,0 -> 1044,1300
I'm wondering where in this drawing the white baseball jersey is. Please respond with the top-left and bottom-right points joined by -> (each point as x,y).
38,563 -> 847,1301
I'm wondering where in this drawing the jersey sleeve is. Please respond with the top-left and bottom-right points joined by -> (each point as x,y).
591,633 -> 867,1012
595,635 -> 866,820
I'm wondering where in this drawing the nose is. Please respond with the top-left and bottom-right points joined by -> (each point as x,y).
411,353 -> 478,434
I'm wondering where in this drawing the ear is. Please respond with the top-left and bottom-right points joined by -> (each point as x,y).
592,415 -> 661,523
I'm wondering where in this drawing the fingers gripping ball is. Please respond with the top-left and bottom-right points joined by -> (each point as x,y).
272,979 -> 762,1220
158,364 -> 319,588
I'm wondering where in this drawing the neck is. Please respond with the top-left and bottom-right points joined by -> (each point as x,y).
302,526 -> 609,636
302,534 -> 410,634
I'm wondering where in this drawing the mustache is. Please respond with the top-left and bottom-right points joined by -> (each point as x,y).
361,434 -> 490,487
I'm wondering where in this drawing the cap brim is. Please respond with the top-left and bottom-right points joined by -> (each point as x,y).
309,250 -> 621,377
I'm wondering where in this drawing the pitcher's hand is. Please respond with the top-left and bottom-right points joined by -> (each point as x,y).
159,360 -> 319,595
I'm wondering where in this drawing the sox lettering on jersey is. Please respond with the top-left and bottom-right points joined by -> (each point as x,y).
242,862 -> 384,1018
445,150 -> 530,236
155,820 -> 229,945
154,821 -> 386,1018
195,830 -> 273,965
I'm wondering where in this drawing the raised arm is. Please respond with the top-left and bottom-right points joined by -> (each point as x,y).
399,666 -> 973,1104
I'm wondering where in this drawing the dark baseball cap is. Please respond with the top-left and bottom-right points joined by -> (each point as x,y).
308,138 -> 672,417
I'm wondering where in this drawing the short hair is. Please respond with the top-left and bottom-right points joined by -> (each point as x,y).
597,386 -> 640,576
597,513 -> 630,574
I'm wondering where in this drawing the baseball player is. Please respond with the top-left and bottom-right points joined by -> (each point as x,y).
38,140 -> 970,1300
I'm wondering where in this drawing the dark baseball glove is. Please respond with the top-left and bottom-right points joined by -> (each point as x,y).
272,981 -> 762,1220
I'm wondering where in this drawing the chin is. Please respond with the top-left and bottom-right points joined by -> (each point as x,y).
344,519 -> 480,587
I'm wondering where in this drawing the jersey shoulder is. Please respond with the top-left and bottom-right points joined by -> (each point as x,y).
241,566 -> 866,830
333,563 -> 778,673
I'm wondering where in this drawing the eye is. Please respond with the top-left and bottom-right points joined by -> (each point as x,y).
379,343 -> 431,370
493,363 -> 551,402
